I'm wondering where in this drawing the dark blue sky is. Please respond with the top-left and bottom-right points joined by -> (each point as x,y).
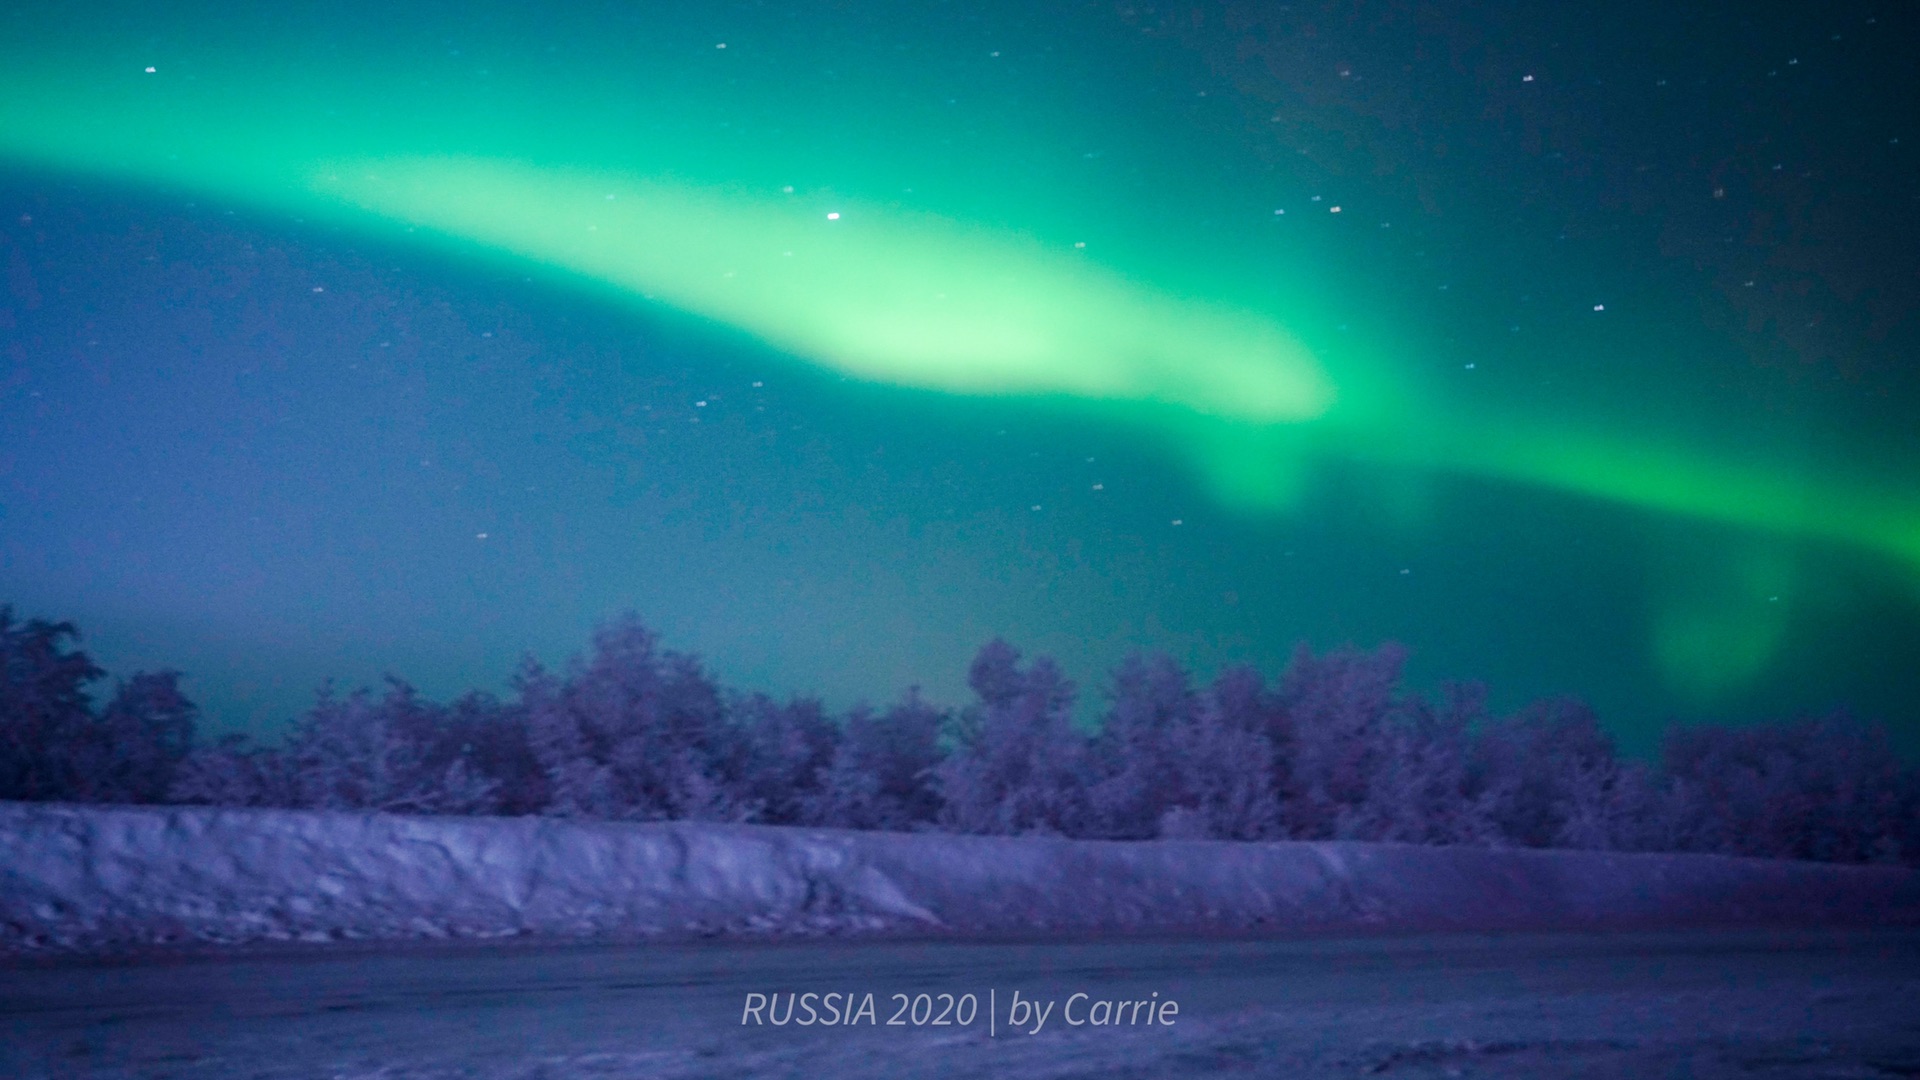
2,0 -> 1916,753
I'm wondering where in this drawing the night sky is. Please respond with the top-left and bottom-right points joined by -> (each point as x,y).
3,0 -> 1916,754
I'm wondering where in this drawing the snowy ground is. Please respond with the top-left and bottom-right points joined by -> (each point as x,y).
5,803 -> 1917,954
4,929 -> 1919,1078
5,805 -> 1920,1077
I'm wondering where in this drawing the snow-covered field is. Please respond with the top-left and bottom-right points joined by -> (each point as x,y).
6,804 -> 1920,1078
4,803 -> 1917,953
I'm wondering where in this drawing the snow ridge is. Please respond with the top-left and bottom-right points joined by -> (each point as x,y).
3,803 -> 1915,954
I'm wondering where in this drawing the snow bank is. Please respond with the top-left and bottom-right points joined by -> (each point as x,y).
3,803 -> 1916,954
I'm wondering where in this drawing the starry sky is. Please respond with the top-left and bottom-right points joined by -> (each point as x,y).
2,0 -> 1916,754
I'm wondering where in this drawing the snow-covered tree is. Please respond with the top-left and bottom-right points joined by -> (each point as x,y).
0,607 -> 104,800
1088,651 -> 1197,839
1161,665 -> 1285,840
1346,681 -> 1493,845
13,601 -> 1915,867
285,678 -> 496,813
522,613 -> 744,821
67,671 -> 197,804
1273,643 -> 1407,840
1654,715 -> 1916,864
442,691 -> 546,815
935,639 -> 1090,835
810,689 -> 947,830
170,733 -> 296,807
726,693 -> 839,825
1471,697 -> 1636,850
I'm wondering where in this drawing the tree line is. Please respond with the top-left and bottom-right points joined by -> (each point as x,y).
3,605 -> 1914,865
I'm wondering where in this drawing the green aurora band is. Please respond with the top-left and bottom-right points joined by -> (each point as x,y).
317,158 -> 1338,425
3,8 -> 1916,698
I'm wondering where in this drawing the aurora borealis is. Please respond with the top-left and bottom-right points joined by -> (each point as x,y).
2,0 -> 1916,748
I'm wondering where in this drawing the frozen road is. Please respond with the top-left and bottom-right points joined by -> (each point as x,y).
4,929 -> 1918,1078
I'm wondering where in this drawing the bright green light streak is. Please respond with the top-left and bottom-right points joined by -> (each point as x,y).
312,158 -> 1336,423
1446,423 -> 1920,571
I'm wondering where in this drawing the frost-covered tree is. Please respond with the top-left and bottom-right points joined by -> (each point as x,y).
1,608 -> 204,805
0,607 -> 104,800
1471,697 -> 1639,850
1654,715 -> 1917,864
442,691 -> 546,815
810,690 -> 947,830
1346,681 -> 1493,845
15,601 -> 1919,866
174,679 -> 499,814
1560,755 -> 1659,852
170,733 -> 297,807
522,613 -> 744,821
287,681 -> 404,810
1274,643 -> 1407,840
1088,651 -> 1197,838
1158,665 -> 1285,840
1081,653 -> 1284,841
935,639 -> 1090,835
67,671 -> 198,804
725,693 -> 839,825
286,678 -> 497,814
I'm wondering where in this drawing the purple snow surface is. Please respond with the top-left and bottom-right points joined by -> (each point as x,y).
2,802 -> 1916,954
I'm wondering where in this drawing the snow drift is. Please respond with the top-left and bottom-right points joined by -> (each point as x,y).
3,802 -> 1917,954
